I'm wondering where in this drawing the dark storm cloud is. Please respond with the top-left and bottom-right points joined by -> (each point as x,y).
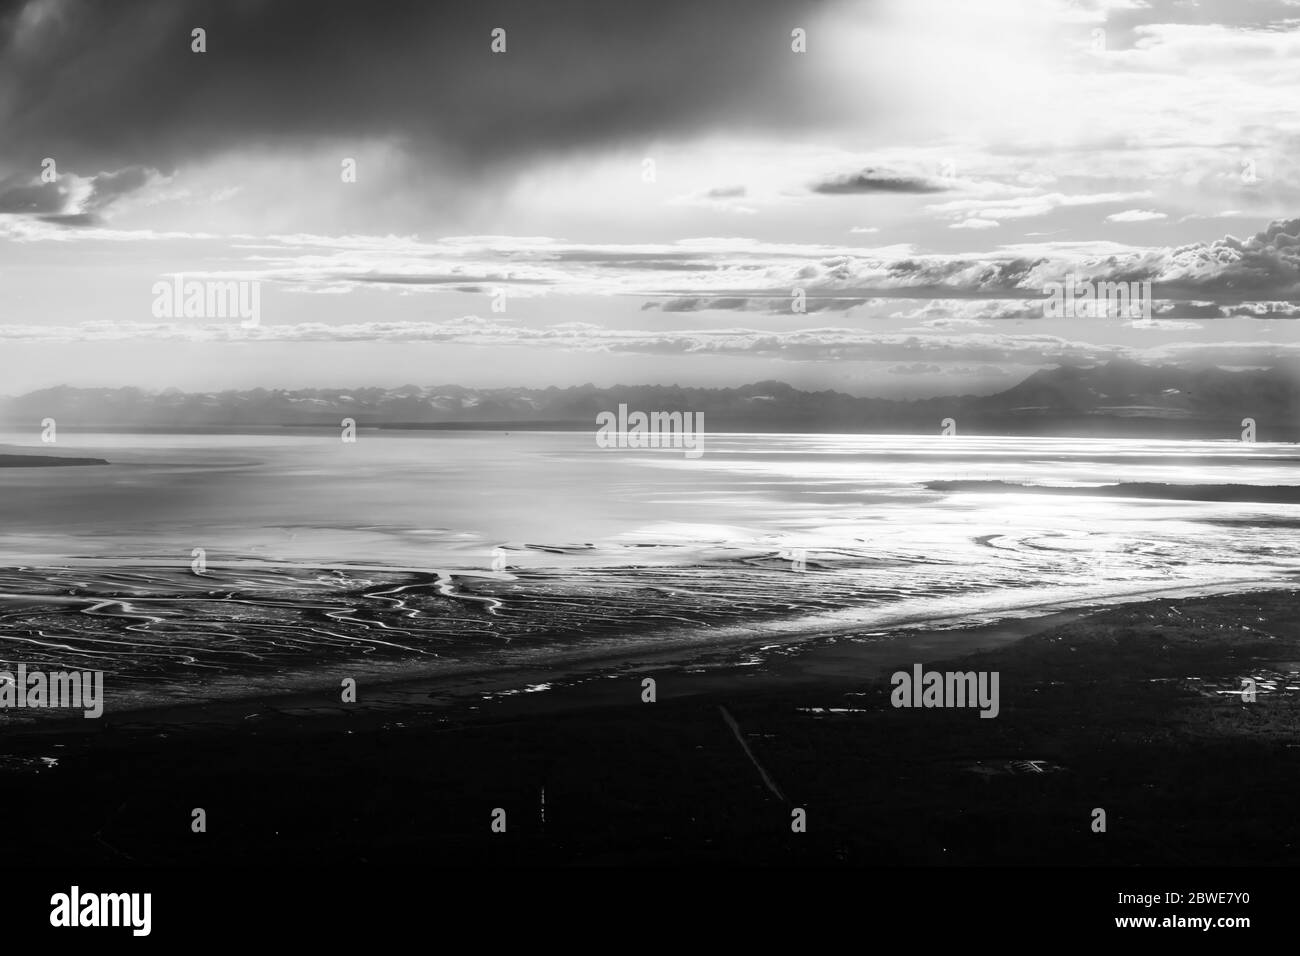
83,165 -> 154,211
811,167 -> 950,195
0,175 -> 63,214
0,0 -> 837,173
0,163 -> 158,225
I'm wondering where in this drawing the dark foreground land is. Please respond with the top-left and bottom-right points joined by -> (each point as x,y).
3,589 -> 1298,866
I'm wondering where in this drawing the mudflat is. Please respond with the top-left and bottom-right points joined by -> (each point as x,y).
1,587 -> 1296,866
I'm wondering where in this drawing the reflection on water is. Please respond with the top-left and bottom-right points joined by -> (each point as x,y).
0,430 -> 1296,711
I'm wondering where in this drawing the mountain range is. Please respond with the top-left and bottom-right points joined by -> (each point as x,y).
2,360 -> 1297,440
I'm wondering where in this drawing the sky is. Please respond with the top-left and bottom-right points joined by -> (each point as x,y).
0,0 -> 1298,397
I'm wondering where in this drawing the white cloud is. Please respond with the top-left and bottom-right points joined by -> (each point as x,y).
1107,209 -> 1167,223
